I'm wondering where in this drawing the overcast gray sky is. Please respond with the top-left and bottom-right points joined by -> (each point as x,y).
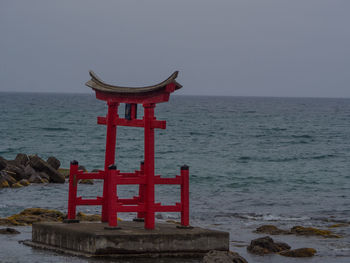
1,0 -> 349,97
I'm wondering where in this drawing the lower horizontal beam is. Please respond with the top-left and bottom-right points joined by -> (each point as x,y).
76,197 -> 103,206
116,204 -> 145,212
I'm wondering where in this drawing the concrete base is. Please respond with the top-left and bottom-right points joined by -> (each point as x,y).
24,221 -> 229,260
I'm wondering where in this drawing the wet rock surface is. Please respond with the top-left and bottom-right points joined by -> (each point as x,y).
279,248 -> 317,257
254,224 -> 341,238
247,236 -> 290,255
290,226 -> 341,238
0,227 -> 20,234
0,208 -> 102,226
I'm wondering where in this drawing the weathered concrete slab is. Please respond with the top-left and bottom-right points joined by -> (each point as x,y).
25,221 -> 229,259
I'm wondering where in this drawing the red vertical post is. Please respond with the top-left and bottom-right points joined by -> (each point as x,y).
102,102 -> 119,222
144,103 -> 155,229
67,160 -> 79,219
137,161 -> 145,219
108,164 -> 118,227
181,165 -> 190,226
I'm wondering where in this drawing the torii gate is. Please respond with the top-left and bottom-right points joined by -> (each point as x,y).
67,71 -> 189,229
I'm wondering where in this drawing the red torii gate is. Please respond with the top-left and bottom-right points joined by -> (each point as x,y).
67,71 -> 189,229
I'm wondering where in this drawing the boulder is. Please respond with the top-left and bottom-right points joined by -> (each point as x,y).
0,173 -> 10,188
280,248 -> 316,257
255,225 -> 290,235
11,182 -> 23,188
247,236 -> 290,255
15,153 -> 29,166
290,226 -> 341,238
1,171 -> 17,186
24,165 -> 36,178
202,250 -> 248,263
58,168 -> 70,178
39,172 -> 50,181
0,157 -> 7,170
0,228 -> 20,234
29,174 -> 45,184
47,156 -> 60,170
3,165 -> 25,181
79,179 -> 94,185
19,179 -> 30,186
78,165 -> 87,172
29,155 -> 65,183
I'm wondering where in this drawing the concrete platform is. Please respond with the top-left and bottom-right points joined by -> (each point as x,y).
24,221 -> 229,260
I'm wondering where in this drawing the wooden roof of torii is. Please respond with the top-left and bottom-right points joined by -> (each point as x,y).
86,70 -> 182,95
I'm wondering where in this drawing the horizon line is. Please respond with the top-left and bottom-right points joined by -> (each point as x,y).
0,90 -> 349,100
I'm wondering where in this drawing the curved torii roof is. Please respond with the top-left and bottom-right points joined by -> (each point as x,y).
86,70 -> 182,95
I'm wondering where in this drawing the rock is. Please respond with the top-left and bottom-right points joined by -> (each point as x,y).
3,165 -> 25,181
79,179 -> 94,184
0,173 -> 10,188
47,156 -> 60,170
39,172 -> 50,181
0,208 -> 65,226
24,165 -> 36,178
42,178 -> 49,184
58,168 -> 70,178
290,226 -> 341,238
1,171 -> 17,186
155,213 -> 164,219
29,155 -> 65,183
91,169 -> 100,172
202,250 -> 248,263
280,248 -> 316,257
29,174 -> 45,184
76,212 -> 101,221
0,227 -> 20,234
247,236 -> 291,255
255,225 -> 290,235
329,223 -> 350,228
19,179 -> 30,186
15,153 -> 29,166
78,165 -> 87,172
11,182 -> 23,188
0,157 -> 8,170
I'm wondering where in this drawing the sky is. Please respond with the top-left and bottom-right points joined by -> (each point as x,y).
1,0 -> 349,98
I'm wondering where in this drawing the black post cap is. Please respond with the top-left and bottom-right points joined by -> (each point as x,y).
108,164 -> 117,170
181,165 -> 189,170
141,161 -> 144,165
71,160 -> 79,165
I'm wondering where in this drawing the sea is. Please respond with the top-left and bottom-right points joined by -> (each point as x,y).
0,92 -> 349,263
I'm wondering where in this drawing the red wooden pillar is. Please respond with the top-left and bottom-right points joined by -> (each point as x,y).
137,161 -> 146,219
67,160 -> 79,219
107,164 -> 118,227
102,102 -> 119,222
144,103 -> 155,229
181,165 -> 190,226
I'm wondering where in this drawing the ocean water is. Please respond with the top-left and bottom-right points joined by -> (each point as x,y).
0,92 -> 350,263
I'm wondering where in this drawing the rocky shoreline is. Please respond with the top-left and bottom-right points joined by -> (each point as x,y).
1,208 -> 344,262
